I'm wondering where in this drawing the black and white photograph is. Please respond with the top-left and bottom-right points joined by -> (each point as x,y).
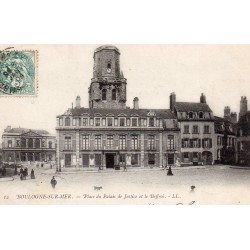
0,44 -> 250,205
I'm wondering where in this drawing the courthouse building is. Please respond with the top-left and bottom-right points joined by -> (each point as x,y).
56,45 -> 181,169
1,126 -> 56,163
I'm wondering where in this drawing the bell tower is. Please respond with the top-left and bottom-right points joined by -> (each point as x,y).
89,45 -> 127,109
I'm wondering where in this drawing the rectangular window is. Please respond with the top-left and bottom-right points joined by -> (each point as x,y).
126,118 -> 130,126
132,118 -> 137,127
82,154 -> 89,167
167,135 -> 174,150
203,138 -> 212,148
95,135 -> 102,150
148,135 -> 155,150
131,135 -> 138,150
59,118 -> 63,126
78,118 -> 81,126
8,140 -> 12,148
120,118 -> 125,127
119,154 -> 126,164
114,118 -> 118,126
184,152 -> 189,159
90,118 -> 94,126
82,135 -> 89,150
102,118 -> 106,126
107,135 -> 113,148
95,118 -> 101,126
148,154 -> 155,165
65,118 -> 70,126
119,135 -> 126,150
82,118 -> 88,126
16,140 -> 20,147
144,119 -> 147,126
107,118 -> 113,127
184,125 -> 189,134
72,118 -> 76,126
131,154 -> 139,166
65,137 -> 71,150
204,125 -> 210,134
193,125 -> 199,134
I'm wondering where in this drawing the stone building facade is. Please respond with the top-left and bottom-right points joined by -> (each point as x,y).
236,96 -> 250,165
1,126 -> 56,163
56,45 -> 181,169
170,92 -> 215,165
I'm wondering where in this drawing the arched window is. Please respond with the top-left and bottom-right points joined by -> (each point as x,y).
199,112 -> 204,119
102,89 -> 107,100
112,89 -> 116,100
188,112 -> 194,119
149,117 -> 154,127
107,63 -> 111,69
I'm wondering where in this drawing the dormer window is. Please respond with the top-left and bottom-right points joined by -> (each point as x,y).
199,112 -> 204,119
188,112 -> 194,119
149,117 -> 154,127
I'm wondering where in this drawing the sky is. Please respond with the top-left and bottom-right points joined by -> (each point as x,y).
1,44 -> 250,139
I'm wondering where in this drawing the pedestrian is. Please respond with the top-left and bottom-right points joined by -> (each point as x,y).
20,167 -> 23,175
167,166 -> 173,176
50,162 -> 52,169
50,176 -> 57,188
14,166 -> 17,175
123,164 -> 127,172
23,167 -> 28,180
31,169 -> 35,179
41,163 -> 44,168
20,173 -> 23,181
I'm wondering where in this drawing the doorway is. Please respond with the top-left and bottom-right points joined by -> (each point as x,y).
65,154 -> 71,167
106,153 -> 115,168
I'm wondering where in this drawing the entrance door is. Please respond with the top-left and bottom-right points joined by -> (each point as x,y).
106,154 -> 115,168
65,154 -> 71,167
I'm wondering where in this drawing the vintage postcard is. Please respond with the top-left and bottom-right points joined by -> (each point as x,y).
0,44 -> 250,205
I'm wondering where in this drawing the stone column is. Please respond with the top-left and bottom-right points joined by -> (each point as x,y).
76,130 -> 80,169
140,133 -> 145,167
159,132 -> 163,168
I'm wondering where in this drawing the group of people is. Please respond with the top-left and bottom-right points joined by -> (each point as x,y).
19,167 -> 35,180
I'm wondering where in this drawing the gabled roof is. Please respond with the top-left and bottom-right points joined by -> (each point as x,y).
3,127 -> 50,135
58,108 -> 177,119
175,102 -> 212,112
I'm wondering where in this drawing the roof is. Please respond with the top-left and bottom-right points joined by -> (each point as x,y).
214,116 -> 236,135
94,45 -> 120,54
3,127 -> 50,135
175,102 -> 212,112
59,108 -> 177,119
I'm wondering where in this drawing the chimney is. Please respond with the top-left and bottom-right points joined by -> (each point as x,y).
76,96 -> 81,109
170,92 -> 176,111
200,93 -> 206,104
133,97 -> 139,109
224,106 -> 231,119
230,112 -> 237,124
239,96 -> 248,118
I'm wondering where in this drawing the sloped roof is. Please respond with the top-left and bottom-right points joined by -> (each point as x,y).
59,107 -> 177,119
214,116 -> 236,135
4,127 -> 50,135
175,102 -> 212,112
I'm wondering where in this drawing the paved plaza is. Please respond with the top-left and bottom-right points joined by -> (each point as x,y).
0,164 -> 250,204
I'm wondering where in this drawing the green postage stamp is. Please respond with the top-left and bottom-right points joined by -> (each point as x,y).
0,48 -> 37,96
